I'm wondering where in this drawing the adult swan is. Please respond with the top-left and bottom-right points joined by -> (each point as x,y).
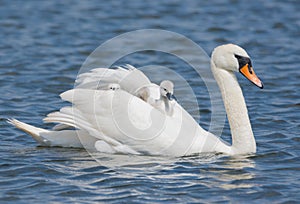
9,44 -> 263,156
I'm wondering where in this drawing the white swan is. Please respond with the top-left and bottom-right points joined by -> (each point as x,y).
138,80 -> 176,116
8,44 -> 263,156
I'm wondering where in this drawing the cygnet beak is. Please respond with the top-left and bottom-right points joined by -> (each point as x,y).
166,92 -> 177,101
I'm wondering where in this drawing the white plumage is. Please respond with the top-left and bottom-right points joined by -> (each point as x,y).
9,44 -> 263,156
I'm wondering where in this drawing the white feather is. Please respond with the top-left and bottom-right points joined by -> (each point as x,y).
9,44 -> 261,156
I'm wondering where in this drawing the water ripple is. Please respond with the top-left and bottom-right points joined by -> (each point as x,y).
1,0 -> 299,203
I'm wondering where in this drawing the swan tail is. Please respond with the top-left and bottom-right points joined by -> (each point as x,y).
7,118 -> 91,148
7,118 -> 51,146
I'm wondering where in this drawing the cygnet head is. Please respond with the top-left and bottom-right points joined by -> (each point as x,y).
108,83 -> 120,91
211,44 -> 263,89
160,80 -> 176,100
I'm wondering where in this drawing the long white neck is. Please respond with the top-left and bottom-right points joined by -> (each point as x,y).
211,61 -> 256,154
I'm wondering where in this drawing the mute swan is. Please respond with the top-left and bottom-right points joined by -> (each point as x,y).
138,80 -> 176,116
8,44 -> 263,156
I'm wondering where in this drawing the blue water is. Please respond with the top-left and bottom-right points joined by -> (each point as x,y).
1,0 -> 300,203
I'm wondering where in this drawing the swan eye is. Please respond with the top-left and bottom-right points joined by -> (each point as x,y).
234,54 -> 252,69
248,66 -> 253,74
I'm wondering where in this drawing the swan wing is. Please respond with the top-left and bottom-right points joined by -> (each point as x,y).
44,91 -> 140,154
44,88 -> 222,156
75,65 -> 151,95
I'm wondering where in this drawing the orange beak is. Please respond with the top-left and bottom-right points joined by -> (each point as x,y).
239,64 -> 263,89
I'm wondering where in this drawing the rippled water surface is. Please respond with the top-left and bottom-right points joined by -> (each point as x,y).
1,0 -> 299,203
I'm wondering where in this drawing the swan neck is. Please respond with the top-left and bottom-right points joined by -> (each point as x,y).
211,62 -> 256,154
162,97 -> 173,116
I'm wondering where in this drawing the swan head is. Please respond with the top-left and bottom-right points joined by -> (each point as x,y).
108,83 -> 120,91
160,80 -> 176,101
212,44 -> 263,89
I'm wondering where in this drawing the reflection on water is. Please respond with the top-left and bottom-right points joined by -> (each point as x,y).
91,152 -> 257,191
205,156 -> 256,190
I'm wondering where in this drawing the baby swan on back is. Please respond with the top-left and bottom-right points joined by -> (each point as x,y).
138,80 -> 176,116
108,83 -> 120,91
